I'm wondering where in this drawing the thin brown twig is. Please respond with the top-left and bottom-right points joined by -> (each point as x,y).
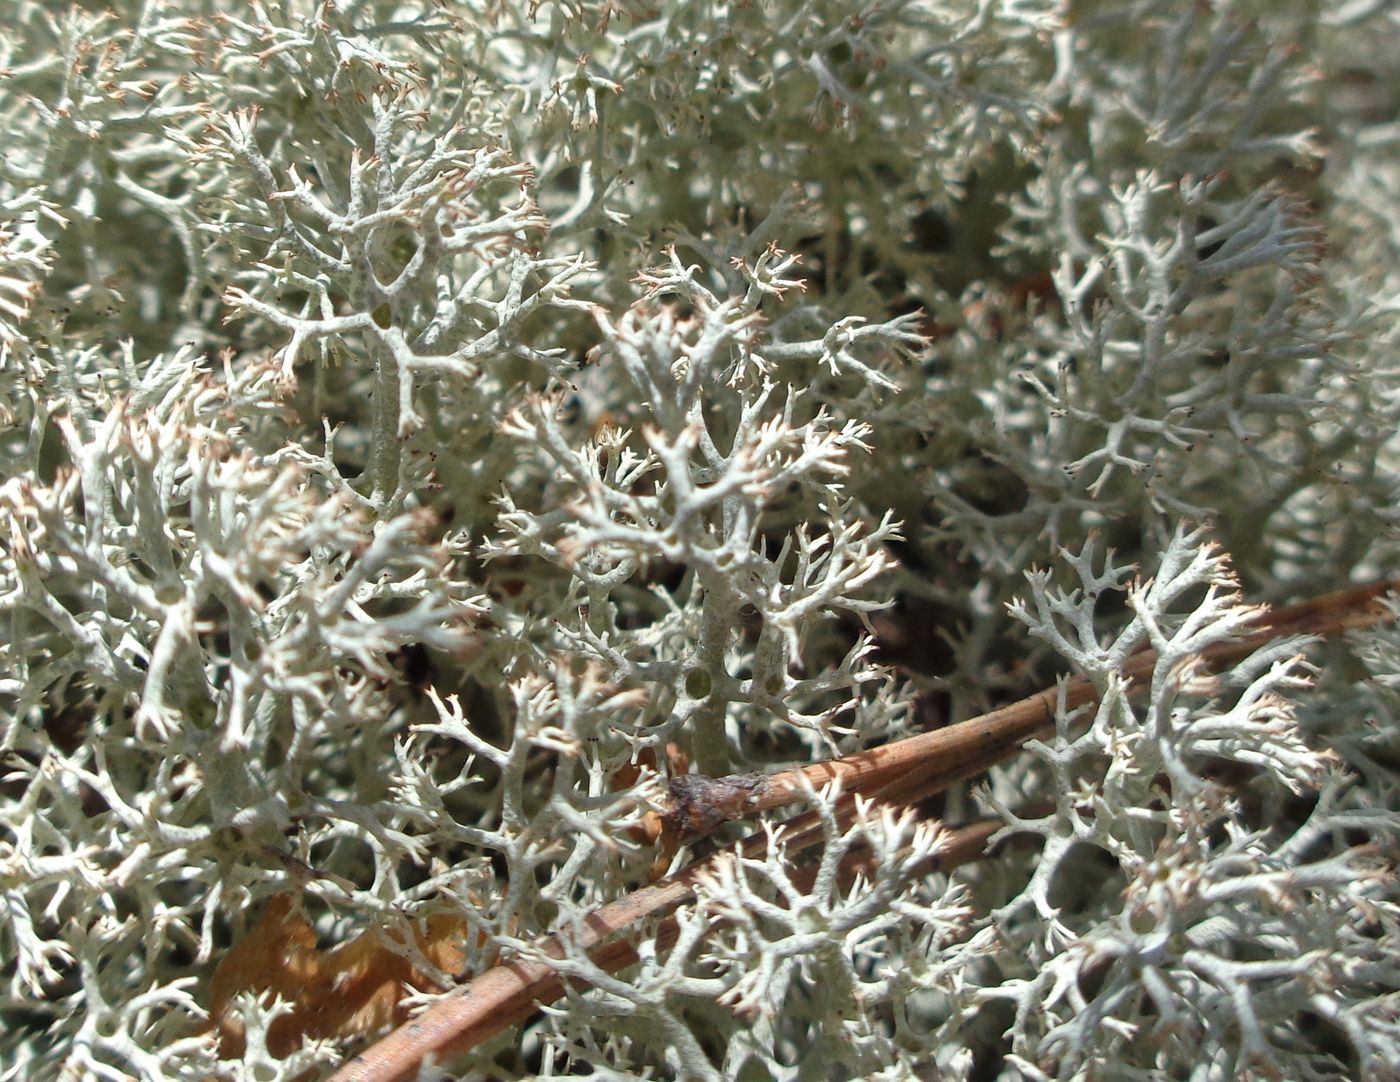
663,577 -> 1400,834
325,576 -> 1398,1082
327,810 -> 1001,1082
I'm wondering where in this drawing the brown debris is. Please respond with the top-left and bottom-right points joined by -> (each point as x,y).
207,893 -> 472,1061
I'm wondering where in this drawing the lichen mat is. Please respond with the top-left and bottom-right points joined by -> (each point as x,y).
317,577 -> 1400,1082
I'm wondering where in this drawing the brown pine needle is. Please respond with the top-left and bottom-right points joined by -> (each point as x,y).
327,812 -> 1001,1082
662,576 -> 1400,835
325,576 -> 1399,1082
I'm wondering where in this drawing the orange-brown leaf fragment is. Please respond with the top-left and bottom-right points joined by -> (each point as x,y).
207,892 -> 472,1061
208,892 -> 321,1058
299,911 -> 471,1044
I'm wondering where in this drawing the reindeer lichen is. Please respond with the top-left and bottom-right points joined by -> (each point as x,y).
2,2 -> 1399,1080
